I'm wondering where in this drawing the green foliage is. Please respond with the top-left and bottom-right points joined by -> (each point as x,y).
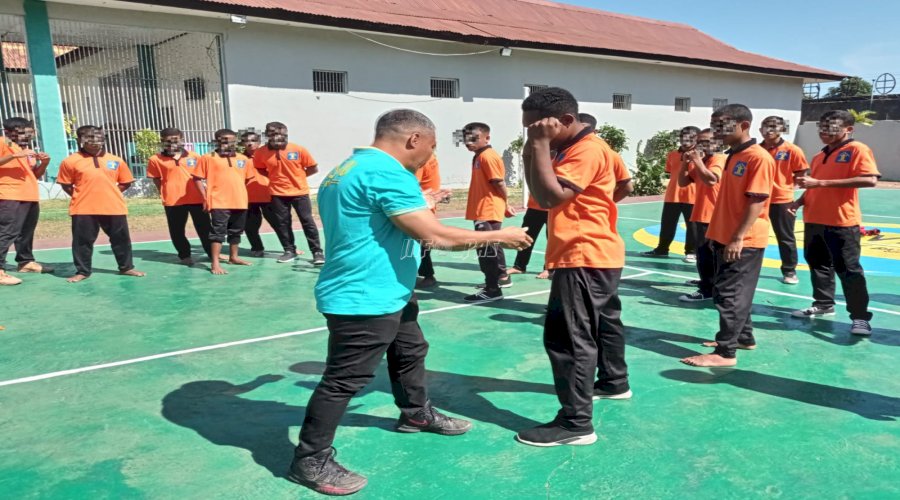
632,129 -> 679,196
63,115 -> 78,139
508,134 -> 524,155
595,124 -> 628,153
825,77 -> 873,98
849,109 -> 876,126
133,129 -> 160,163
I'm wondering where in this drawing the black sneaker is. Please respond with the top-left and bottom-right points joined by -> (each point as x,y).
288,447 -> 367,496
312,252 -> 326,266
791,305 -> 835,318
515,422 -> 597,447
850,319 -> 873,336
684,279 -> 701,286
679,290 -> 712,303
475,276 -> 512,289
396,406 -> 472,435
277,251 -> 298,264
249,250 -> 266,258
641,249 -> 669,258
416,276 -> 437,289
592,388 -> 633,401
464,288 -> 503,303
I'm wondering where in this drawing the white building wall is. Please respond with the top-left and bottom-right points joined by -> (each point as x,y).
34,2 -> 807,188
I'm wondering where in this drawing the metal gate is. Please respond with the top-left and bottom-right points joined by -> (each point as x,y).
0,14 -> 38,141
50,20 -> 227,175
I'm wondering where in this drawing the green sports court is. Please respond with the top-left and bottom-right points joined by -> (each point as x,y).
1,192 -> 898,499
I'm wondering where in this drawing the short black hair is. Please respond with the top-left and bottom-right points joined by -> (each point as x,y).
762,116 -> 785,126
265,121 -> 287,131
76,125 -> 101,139
521,87 -> 579,118
578,113 -> 597,129
214,128 -> 237,140
699,128 -> 712,134
3,117 -> 31,131
160,127 -> 183,138
463,122 -> 490,134
820,110 -> 854,127
712,103 -> 753,123
681,126 -> 701,135
239,128 -> 261,141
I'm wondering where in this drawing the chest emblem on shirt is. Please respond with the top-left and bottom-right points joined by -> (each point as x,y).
106,160 -> 119,170
732,161 -> 747,177
287,152 -> 300,161
236,160 -> 246,169
835,151 -> 852,163
186,158 -> 197,167
473,159 -> 481,170
775,151 -> 789,161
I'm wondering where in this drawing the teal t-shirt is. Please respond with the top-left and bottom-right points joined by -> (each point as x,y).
315,147 -> 429,315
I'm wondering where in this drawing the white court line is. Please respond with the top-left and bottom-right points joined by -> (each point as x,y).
864,214 -> 900,220
619,216 -> 660,223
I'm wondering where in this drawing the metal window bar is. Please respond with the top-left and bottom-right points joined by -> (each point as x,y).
0,15 -> 40,151
712,98 -> 728,109
675,97 -> 691,112
612,93 -> 632,110
431,78 -> 458,98
48,19 -> 226,177
313,70 -> 346,93
525,84 -> 547,96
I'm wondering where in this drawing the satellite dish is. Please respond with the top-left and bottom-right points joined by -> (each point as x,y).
803,82 -> 821,99
874,73 -> 896,95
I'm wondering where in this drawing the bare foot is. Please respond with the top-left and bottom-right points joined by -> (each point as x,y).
536,270 -> 550,279
507,268 -> 524,275
295,250 -> 305,256
701,341 -> 757,351
120,269 -> 146,277
229,257 -> 252,266
211,264 -> 228,275
67,274 -> 89,283
179,257 -> 195,266
680,353 -> 737,367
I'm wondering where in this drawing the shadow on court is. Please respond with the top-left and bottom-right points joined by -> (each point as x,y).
660,369 -> 900,421
289,361 -> 553,432
161,375 -> 395,478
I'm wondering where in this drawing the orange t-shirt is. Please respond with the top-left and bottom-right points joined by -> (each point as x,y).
804,140 -> 880,227
252,142 -> 316,196
57,152 -> 133,216
688,154 -> 726,224
245,160 -> 272,204
762,139 -> 809,204
465,147 -> 506,221
706,141 -> 775,248
416,155 -> 440,213
664,150 -> 696,204
526,195 -> 546,211
194,153 -> 254,210
146,151 -> 204,206
0,141 -> 40,202
612,150 -> 631,184
545,134 -> 624,269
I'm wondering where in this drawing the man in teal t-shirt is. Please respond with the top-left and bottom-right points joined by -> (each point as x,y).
288,110 -> 533,496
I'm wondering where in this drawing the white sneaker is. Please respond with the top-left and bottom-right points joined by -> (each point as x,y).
683,254 -> 697,263
792,306 -> 835,318
850,319 -> 872,336
592,389 -> 633,400
782,273 -> 800,285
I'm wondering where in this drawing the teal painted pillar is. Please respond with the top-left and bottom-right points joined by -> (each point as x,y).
23,0 -> 67,179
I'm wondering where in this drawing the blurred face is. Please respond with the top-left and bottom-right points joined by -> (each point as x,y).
680,129 -> 698,149
266,126 -> 288,149
240,134 -> 261,155
759,118 -> 784,142
463,128 -> 490,152
711,115 -> 746,147
216,134 -> 237,154
161,135 -> 184,156
80,130 -> 105,155
817,117 -> 852,145
695,132 -> 715,156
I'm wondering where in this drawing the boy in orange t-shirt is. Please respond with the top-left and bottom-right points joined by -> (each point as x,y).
414,154 -> 448,288
790,110 -> 880,335
643,126 -> 700,261
0,117 -> 53,286
193,129 -> 255,275
463,122 -> 513,302
239,129 -> 280,258
147,127 -> 211,265
516,87 -> 629,448
56,126 -> 145,283
760,116 -> 809,284
681,104 -> 775,368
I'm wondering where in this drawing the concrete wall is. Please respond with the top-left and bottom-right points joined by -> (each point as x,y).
4,1 -> 808,190
801,95 -> 900,123
796,121 -> 900,181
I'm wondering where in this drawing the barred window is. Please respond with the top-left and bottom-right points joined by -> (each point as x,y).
712,98 -> 728,109
430,78 -> 459,98
613,93 -> 632,110
675,97 -> 691,112
184,77 -> 206,101
525,84 -> 548,95
313,70 -> 347,93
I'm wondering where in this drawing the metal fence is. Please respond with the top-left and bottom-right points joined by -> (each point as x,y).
0,14 -> 38,142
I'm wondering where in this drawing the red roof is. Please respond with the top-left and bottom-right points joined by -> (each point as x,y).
145,0 -> 842,80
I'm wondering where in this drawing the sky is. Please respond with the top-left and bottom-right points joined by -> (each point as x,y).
571,1 -> 900,93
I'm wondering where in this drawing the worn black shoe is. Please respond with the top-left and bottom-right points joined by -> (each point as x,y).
277,251 -> 299,264
515,422 -> 597,447
464,288 -> 503,303
641,249 -> 669,258
792,305 -> 835,318
396,406 -> 472,435
416,276 -> 438,289
312,252 -> 326,266
288,447 -> 367,496
475,275 -> 512,289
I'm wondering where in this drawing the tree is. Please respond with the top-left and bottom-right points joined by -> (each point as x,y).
825,77 -> 873,98
848,109 -> 876,126
595,124 -> 628,153
632,129 -> 679,196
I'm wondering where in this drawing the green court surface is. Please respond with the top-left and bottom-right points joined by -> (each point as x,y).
1,191 -> 898,499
